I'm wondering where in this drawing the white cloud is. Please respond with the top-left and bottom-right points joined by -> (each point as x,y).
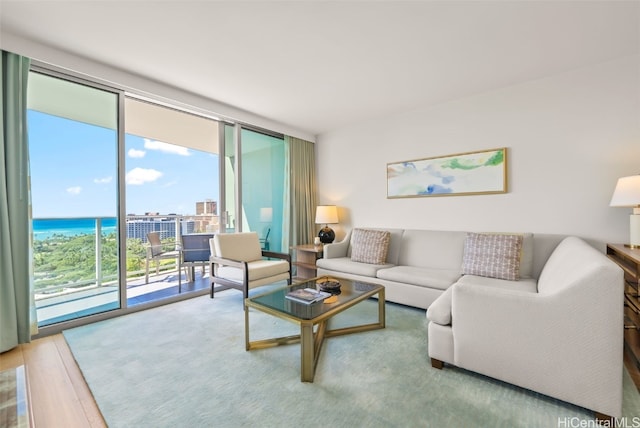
144,138 -> 190,156
128,148 -> 146,158
94,176 -> 112,184
67,186 -> 82,195
126,167 -> 163,185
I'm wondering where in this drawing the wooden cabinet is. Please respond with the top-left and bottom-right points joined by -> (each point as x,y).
606,244 -> 640,390
291,244 -> 323,280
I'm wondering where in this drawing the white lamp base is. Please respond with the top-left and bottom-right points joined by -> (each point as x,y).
628,212 -> 640,248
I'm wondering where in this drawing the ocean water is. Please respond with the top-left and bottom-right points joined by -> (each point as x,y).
33,218 -> 117,241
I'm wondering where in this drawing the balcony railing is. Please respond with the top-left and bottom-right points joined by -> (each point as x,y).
33,214 -> 219,299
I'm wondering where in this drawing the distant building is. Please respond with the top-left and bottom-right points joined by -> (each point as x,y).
126,216 -> 196,242
196,200 -> 217,215
125,201 -> 218,241
194,200 -> 219,232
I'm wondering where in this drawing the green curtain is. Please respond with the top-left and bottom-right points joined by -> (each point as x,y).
0,50 -> 35,353
284,136 -> 317,249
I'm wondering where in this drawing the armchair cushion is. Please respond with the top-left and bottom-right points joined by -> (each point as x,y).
213,232 -> 262,262
461,232 -> 523,281
217,260 -> 290,283
350,228 -> 391,264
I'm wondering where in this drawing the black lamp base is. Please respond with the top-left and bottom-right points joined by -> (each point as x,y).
318,226 -> 335,244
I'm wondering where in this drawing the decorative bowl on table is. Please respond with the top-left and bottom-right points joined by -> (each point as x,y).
317,277 -> 341,294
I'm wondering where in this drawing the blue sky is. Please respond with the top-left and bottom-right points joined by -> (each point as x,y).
28,111 -> 219,218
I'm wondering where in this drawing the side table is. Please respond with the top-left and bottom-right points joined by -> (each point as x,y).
291,244 -> 323,280
606,243 -> 640,390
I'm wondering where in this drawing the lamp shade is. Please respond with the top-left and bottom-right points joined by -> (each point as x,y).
610,175 -> 640,207
315,205 -> 338,224
611,175 -> 640,248
259,207 -> 273,222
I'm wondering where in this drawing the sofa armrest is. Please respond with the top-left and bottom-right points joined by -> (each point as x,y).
452,275 -> 623,417
453,280 -> 623,369
323,230 -> 351,259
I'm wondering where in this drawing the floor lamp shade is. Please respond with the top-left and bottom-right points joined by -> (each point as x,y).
315,205 -> 338,244
610,175 -> 640,248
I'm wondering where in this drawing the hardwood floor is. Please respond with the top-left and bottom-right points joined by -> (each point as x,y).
0,335 -> 105,428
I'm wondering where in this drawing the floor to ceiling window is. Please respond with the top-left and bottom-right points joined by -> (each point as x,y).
124,97 -> 220,304
240,128 -> 286,253
222,124 -> 286,250
26,63 -> 291,330
27,70 -> 121,327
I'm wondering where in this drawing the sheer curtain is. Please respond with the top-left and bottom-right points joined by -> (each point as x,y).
0,50 -> 36,353
283,136 -> 317,250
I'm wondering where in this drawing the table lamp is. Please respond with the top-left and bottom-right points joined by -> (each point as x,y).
315,205 -> 338,244
259,207 -> 273,223
610,174 -> 640,248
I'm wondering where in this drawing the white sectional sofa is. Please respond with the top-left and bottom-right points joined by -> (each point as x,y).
317,228 -> 564,310
317,228 -> 624,420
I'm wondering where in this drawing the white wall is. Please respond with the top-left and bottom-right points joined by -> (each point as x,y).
316,55 -> 640,248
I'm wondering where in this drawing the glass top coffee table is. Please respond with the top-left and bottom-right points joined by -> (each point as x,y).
244,276 -> 385,382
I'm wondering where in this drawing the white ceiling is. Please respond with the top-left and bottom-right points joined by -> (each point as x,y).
1,1 -> 639,137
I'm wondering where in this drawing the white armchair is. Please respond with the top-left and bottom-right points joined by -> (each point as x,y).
209,232 -> 291,299
427,237 -> 624,421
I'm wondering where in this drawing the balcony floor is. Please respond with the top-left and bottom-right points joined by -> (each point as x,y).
127,268 -> 210,305
36,268 -> 210,326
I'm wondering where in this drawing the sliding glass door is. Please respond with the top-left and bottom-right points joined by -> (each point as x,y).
26,65 -> 290,328
27,70 -> 121,326
240,127 -> 286,252
124,97 -> 221,304
222,125 -> 286,252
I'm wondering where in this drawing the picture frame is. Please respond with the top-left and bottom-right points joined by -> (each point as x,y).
387,148 -> 507,198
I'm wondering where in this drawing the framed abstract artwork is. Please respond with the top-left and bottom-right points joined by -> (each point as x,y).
387,148 -> 507,198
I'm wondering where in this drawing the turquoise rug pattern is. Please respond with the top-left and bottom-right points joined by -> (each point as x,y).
63,291 -> 640,427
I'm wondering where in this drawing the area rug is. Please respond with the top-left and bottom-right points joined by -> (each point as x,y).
63,291 -> 640,428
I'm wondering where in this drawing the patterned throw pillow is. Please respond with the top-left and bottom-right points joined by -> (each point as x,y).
462,232 -> 523,281
350,229 -> 391,265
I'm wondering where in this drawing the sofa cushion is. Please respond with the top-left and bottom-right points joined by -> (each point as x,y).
316,257 -> 394,277
456,274 -> 538,293
398,230 -> 467,270
427,276 -> 537,327
350,228 -> 391,264
462,232 -> 523,281
376,266 -> 460,291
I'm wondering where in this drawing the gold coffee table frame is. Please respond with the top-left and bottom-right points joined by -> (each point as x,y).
244,277 -> 385,382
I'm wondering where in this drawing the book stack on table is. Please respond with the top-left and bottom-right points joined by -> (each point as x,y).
285,288 -> 331,305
